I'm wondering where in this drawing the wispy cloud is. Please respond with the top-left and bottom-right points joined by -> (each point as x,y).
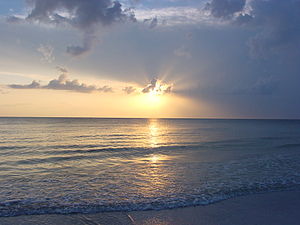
37,44 -> 55,63
134,6 -> 214,26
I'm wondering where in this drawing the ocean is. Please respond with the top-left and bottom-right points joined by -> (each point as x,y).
0,118 -> 299,217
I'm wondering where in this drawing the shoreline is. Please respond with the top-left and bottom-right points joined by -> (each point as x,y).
1,190 -> 300,225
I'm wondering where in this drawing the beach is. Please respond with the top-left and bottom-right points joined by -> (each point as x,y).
1,190 -> 299,225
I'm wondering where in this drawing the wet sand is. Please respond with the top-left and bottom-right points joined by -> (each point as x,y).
1,190 -> 299,225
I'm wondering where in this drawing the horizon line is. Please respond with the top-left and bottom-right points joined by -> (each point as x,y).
0,116 -> 299,120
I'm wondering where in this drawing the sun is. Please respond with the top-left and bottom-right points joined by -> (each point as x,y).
147,88 -> 161,103
142,78 -> 172,103
134,78 -> 173,109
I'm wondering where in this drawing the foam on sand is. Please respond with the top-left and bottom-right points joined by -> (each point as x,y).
1,190 -> 300,225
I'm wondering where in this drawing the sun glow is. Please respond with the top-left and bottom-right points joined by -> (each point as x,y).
146,89 -> 161,104
140,78 -> 173,106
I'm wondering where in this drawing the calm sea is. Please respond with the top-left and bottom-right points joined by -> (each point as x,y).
0,118 -> 300,216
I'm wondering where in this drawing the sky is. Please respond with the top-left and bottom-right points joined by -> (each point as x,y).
0,0 -> 300,118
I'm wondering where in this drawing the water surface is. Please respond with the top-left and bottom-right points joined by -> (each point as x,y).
0,118 -> 300,216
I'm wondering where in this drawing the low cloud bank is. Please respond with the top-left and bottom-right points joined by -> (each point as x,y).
9,69 -> 113,93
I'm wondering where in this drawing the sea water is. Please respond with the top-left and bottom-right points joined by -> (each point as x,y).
0,118 -> 299,216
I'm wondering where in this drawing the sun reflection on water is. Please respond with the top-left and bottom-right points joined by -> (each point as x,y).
149,155 -> 160,163
144,154 -> 170,164
148,119 -> 161,148
125,119 -> 178,198
133,154 -> 173,197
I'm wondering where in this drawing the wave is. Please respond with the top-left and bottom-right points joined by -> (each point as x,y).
277,143 -> 300,149
1,182 -> 299,217
2,145 -> 195,165
2,137 -> 300,165
1,151 -> 300,217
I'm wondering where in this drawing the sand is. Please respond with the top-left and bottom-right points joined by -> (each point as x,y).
1,190 -> 299,225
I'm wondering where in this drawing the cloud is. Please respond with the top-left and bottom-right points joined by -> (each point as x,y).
134,7 -> 210,26
8,74 -> 113,93
3,0 -> 300,118
234,13 -> 253,25
37,44 -> 55,63
142,78 -> 158,93
9,81 -> 41,89
205,0 -> 246,19
98,85 -> 113,92
123,86 -> 136,94
56,66 -> 68,74
143,17 -> 158,29
6,16 -> 24,24
201,0 -> 300,61
65,33 -> 98,57
246,0 -> 300,58
205,0 -> 300,59
26,0 -> 135,28
23,0 -> 136,56
142,78 -> 172,95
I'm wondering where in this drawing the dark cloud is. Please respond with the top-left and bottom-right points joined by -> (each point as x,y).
26,0 -> 135,28
142,78 -> 158,93
207,0 -> 300,59
206,0 -> 300,59
24,0 -> 136,56
123,86 -> 136,94
8,74 -> 113,93
66,33 -> 97,56
9,81 -> 41,89
143,17 -> 158,29
246,0 -> 300,58
142,78 -> 172,95
205,0 -> 246,19
66,43 -> 91,57
98,85 -> 113,92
